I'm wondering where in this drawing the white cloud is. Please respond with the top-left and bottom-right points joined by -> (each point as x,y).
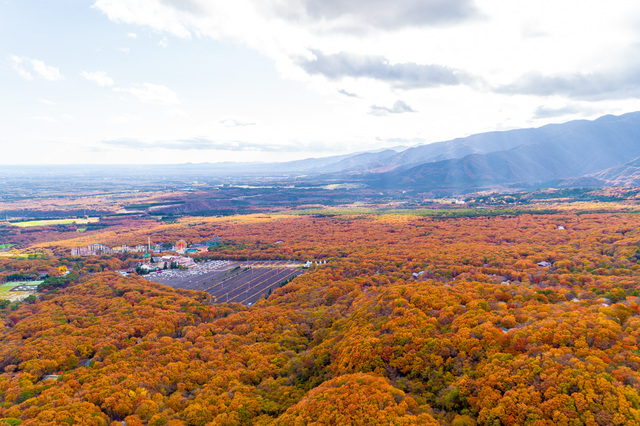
91,1 -> 640,102
102,137 -> 291,151
31,59 -> 63,81
166,108 -> 189,117
114,82 -> 180,105
81,70 -> 115,86
7,0 -> 639,165
158,36 -> 168,48
110,113 -> 142,124
220,118 -> 256,127
30,116 -> 57,123
11,56 -> 33,80
369,100 -> 416,116
298,50 -> 476,89
338,89 -> 359,98
37,98 -> 56,105
93,0 -> 193,38
91,2 -> 640,148
11,56 -> 62,81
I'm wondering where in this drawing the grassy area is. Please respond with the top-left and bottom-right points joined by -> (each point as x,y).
0,244 -> 12,251
0,252 -> 27,259
11,217 -> 99,228
0,281 -> 42,294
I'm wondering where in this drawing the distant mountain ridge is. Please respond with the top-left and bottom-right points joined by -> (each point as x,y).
367,112 -> 640,191
585,157 -> 640,187
7,112 -> 639,194
283,111 -> 640,193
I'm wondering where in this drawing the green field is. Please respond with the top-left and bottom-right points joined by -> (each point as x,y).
0,281 -> 42,294
11,217 -> 99,228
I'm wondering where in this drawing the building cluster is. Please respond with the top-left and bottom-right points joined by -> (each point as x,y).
71,243 -> 150,256
70,237 -> 222,257
138,254 -> 195,272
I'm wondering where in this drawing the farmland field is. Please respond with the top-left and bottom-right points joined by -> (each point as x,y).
11,217 -> 99,227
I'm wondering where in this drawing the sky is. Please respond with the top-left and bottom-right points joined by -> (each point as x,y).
3,0 -> 640,164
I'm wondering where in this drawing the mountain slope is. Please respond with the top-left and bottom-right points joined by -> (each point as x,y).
587,157 -> 640,186
365,112 -> 640,191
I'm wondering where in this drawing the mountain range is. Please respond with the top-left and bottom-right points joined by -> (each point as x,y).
266,111 -> 640,193
5,112 -> 640,194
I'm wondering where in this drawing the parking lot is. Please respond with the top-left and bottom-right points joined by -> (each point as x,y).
144,259 -> 306,305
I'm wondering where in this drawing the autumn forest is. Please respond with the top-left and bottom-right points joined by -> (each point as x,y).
2,203 -> 640,425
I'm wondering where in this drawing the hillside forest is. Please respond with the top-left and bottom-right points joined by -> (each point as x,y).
1,209 -> 640,424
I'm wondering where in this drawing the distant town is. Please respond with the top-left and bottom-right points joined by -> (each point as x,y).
70,237 -> 323,280
70,236 -> 222,257
70,237 -> 228,277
